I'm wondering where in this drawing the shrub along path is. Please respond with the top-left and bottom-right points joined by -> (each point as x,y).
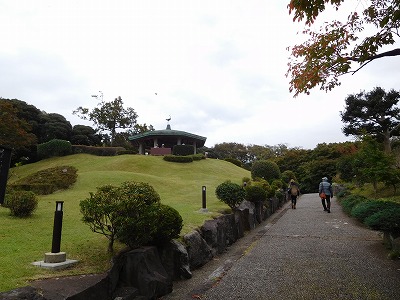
164,194 -> 400,300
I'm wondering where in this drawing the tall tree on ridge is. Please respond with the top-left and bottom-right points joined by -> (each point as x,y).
340,87 -> 400,153
73,96 -> 138,146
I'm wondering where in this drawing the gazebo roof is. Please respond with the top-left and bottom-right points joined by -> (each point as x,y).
128,125 -> 207,146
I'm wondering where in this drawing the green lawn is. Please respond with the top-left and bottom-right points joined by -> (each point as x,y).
0,154 -> 250,292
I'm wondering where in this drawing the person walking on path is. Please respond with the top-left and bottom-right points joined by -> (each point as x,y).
288,179 -> 300,209
319,176 -> 333,213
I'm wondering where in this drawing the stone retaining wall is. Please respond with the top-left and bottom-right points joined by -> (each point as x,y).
1,197 -> 287,300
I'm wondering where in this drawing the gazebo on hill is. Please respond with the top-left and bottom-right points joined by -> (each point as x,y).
128,124 -> 207,155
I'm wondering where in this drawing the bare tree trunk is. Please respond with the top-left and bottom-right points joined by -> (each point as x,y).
383,130 -> 391,154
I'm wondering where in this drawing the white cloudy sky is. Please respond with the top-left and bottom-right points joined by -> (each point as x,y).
1,0 -> 399,149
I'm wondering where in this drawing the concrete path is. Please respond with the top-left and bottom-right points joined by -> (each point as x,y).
162,194 -> 400,300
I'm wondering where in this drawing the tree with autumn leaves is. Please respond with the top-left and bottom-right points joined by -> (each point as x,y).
287,0 -> 400,97
0,100 -> 37,161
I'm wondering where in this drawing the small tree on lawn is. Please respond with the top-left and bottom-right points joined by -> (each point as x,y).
80,181 -> 182,252
215,181 -> 245,210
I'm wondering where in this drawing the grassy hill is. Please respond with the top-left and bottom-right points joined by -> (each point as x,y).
0,154 -> 250,292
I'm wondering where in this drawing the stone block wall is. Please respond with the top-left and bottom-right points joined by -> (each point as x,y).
1,197 -> 287,300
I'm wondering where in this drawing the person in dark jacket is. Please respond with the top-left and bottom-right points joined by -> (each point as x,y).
288,179 -> 300,209
319,177 -> 333,213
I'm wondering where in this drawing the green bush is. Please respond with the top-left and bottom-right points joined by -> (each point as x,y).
191,154 -> 206,161
163,155 -> 194,163
9,166 -> 78,195
80,181 -> 163,252
351,200 -> 400,222
340,194 -> 368,215
245,183 -> 267,203
271,179 -> 284,189
150,204 -> 183,246
117,150 -> 136,155
173,145 -> 195,156
37,139 -> 72,159
6,191 -> 38,217
215,181 -> 245,210
364,207 -> 400,235
336,189 -> 351,200
225,158 -> 242,167
251,160 -> 281,182
72,145 -> 126,156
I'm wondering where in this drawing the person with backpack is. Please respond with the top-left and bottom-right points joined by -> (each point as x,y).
319,176 -> 333,213
288,179 -> 300,209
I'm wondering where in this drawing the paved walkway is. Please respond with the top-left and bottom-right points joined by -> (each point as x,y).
162,194 -> 400,300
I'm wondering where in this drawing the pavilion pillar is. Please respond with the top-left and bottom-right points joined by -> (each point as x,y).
177,137 -> 182,145
193,141 -> 197,154
138,142 -> 144,155
153,138 -> 158,148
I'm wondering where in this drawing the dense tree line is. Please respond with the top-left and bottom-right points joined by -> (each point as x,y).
0,97 -> 149,165
2,86 -> 400,194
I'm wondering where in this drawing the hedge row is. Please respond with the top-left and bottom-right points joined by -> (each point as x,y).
163,154 -> 205,163
339,193 -> 400,236
9,166 -> 78,195
72,145 -> 126,156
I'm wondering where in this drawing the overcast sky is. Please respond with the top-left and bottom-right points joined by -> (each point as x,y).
1,0 -> 399,149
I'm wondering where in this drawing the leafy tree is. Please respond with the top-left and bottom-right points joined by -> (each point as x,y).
251,160 -> 281,182
275,148 -> 311,174
71,125 -> 102,146
4,99 -> 43,140
39,113 -> 72,143
297,158 -> 337,193
352,136 -> 396,193
133,123 -> 155,134
80,181 -> 163,252
341,87 -> 400,153
0,100 -> 37,163
213,142 -> 249,164
73,96 -> 138,146
287,0 -> 400,96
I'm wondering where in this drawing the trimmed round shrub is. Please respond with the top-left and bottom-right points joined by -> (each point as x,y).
7,191 -> 38,217
351,200 -> 400,222
251,160 -> 281,182
215,181 -> 245,210
118,181 -> 161,205
364,207 -> 400,234
113,181 -> 163,249
150,204 -> 183,246
271,179 -> 284,189
163,155 -> 193,163
340,194 -> 368,215
173,145 -> 194,156
245,183 -> 267,203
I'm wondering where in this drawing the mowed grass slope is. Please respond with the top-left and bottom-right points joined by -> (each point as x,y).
0,154 -> 250,292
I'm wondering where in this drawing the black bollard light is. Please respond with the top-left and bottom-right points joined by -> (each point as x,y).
51,201 -> 64,253
202,186 -> 207,209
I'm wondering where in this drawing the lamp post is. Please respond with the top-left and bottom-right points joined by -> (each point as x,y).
201,186 -> 208,212
51,201 -> 64,253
